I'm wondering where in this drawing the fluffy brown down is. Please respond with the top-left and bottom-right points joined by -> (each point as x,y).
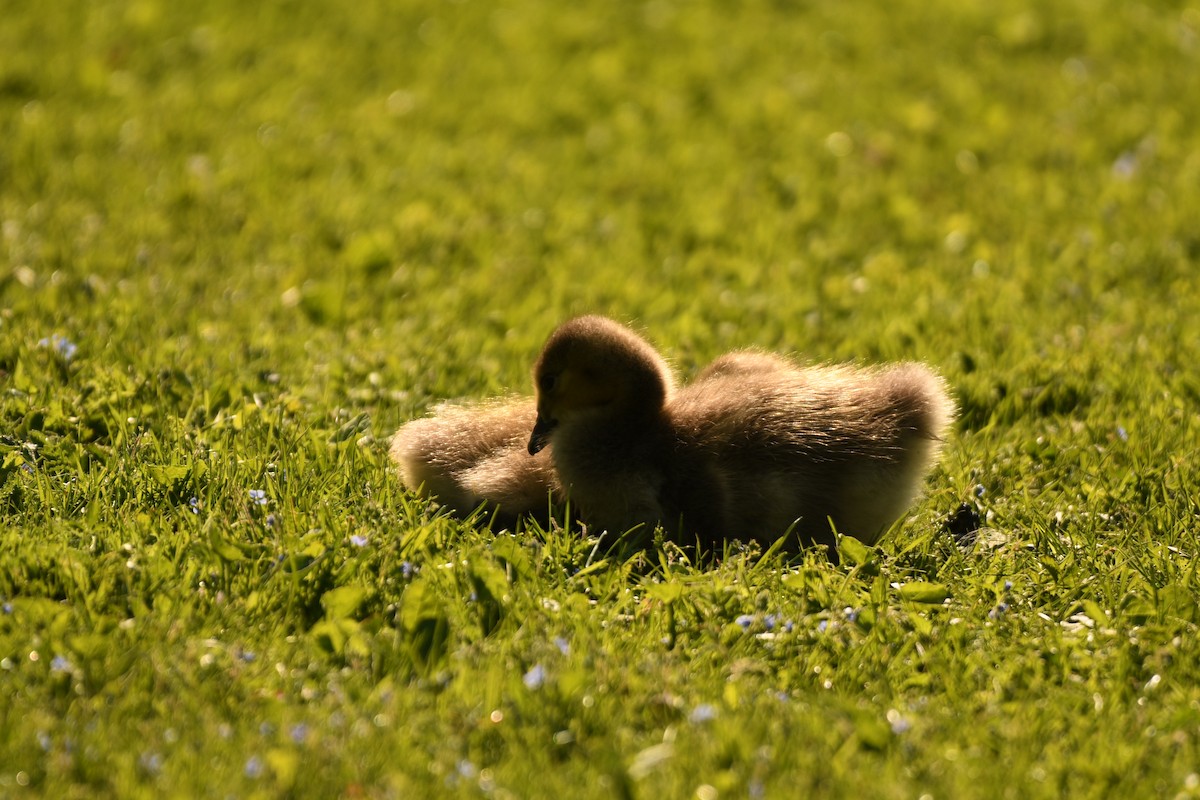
392,315 -> 955,552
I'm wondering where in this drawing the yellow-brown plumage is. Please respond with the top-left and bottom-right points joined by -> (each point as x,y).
390,399 -> 560,524
528,316 -> 955,550
391,315 -> 955,552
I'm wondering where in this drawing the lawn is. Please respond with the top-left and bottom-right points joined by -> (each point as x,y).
3,0 -> 1200,796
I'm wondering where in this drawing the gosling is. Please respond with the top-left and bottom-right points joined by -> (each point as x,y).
391,399 -> 561,525
528,316 -> 955,552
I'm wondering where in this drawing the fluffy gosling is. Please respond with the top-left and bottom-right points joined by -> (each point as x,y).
391,398 -> 561,524
528,316 -> 955,551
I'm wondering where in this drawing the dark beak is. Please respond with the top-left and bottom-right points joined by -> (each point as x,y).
528,415 -> 557,455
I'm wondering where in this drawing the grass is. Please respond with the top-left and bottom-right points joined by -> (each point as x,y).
2,0 -> 1200,796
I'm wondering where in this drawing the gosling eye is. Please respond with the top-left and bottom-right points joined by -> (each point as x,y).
539,373 -> 558,393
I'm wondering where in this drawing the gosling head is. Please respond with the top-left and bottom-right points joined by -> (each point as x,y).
528,316 -> 674,455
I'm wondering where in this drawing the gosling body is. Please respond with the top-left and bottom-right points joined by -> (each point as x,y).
529,316 -> 955,551
391,399 -> 560,524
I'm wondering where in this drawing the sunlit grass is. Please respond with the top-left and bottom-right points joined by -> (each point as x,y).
3,0 -> 1200,796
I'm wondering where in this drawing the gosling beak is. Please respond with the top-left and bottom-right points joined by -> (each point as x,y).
528,415 -> 557,455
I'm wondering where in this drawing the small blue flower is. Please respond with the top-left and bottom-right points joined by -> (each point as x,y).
523,663 -> 546,690
783,619 -> 794,633
38,334 -> 78,361
188,497 -> 201,515
400,561 -> 415,579
553,636 -> 570,656
843,607 -> 859,624
763,613 -> 779,631
248,489 -> 268,506
350,534 -> 369,548
265,513 -> 277,528
1112,151 -> 1138,178
689,703 -> 718,724
1116,426 -> 1129,442
50,655 -> 72,673
817,619 -> 829,633
735,614 -> 755,630
457,759 -> 477,779
974,484 -> 986,497
2,601 -> 11,614
244,755 -> 264,779
139,751 -> 163,775
37,732 -> 51,751
289,723 -> 309,744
